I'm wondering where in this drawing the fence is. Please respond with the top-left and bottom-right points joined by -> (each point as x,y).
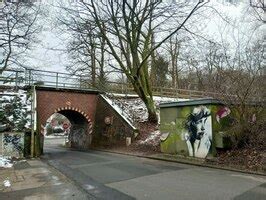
0,68 -> 224,99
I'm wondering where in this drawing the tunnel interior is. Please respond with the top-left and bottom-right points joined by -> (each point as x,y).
46,110 -> 91,149
59,110 -> 88,125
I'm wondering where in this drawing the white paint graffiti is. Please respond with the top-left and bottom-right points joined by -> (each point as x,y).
2,133 -> 24,158
183,106 -> 212,158
69,125 -> 87,149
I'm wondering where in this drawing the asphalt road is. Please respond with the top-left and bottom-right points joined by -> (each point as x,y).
43,137 -> 266,200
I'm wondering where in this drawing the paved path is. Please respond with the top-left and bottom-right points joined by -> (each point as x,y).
0,158 -> 91,200
43,137 -> 266,200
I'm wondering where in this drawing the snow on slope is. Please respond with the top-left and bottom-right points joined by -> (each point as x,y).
105,93 -> 189,124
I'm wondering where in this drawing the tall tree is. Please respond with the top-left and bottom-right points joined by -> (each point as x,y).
64,0 -> 207,122
58,5 -> 108,88
153,55 -> 169,87
249,0 -> 265,23
0,0 -> 40,73
167,36 -> 182,88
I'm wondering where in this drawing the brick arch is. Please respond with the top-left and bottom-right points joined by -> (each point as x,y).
54,106 -> 93,135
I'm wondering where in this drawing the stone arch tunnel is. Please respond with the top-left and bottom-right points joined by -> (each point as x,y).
36,87 -> 98,151
34,86 -> 138,155
56,108 -> 93,149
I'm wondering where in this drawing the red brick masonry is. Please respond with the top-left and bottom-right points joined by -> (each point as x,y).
36,89 -> 98,131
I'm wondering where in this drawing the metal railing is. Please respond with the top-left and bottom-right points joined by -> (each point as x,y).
0,68 -> 224,99
0,69 -> 90,89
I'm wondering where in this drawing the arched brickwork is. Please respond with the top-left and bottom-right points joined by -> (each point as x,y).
54,106 -> 93,135
35,87 -> 99,150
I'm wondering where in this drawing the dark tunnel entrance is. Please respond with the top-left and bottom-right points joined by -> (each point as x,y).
44,109 -> 93,150
58,110 -> 92,149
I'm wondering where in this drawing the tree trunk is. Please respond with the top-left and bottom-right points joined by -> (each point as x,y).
171,56 -> 177,88
133,80 -> 158,123
90,44 -> 96,87
150,32 -> 156,87
130,64 -> 158,123
146,98 -> 157,123
98,36 -> 106,89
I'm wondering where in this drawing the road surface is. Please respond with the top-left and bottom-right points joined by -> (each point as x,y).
43,137 -> 266,200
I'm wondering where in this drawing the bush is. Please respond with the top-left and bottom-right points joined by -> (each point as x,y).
230,119 -> 266,150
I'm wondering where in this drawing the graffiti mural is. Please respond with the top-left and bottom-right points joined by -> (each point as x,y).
182,106 -> 212,158
216,107 -> 231,123
2,133 -> 24,157
160,102 -> 235,158
69,125 -> 91,149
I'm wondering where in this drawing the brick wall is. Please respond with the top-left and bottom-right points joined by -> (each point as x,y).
35,88 -> 137,150
93,95 -> 137,146
36,89 -> 98,134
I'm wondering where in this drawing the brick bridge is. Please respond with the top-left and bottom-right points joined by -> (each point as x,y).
35,86 -> 137,153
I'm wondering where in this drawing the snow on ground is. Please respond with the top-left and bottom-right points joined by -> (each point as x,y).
107,93 -> 189,123
138,130 -> 161,146
45,134 -> 67,139
0,156 -> 13,168
103,94 -> 191,148
101,95 -> 137,129
112,93 -> 139,98
3,180 -> 11,187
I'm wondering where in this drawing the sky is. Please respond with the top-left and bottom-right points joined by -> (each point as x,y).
24,0 -> 264,75
24,1 -> 68,72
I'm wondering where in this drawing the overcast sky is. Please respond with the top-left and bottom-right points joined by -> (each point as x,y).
25,0 -> 262,74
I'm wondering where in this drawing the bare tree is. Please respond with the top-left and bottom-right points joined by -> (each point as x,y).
181,28 -> 264,121
57,4 -> 109,88
62,0 -> 207,122
152,54 -> 169,87
249,0 -> 265,23
165,35 -> 183,88
0,0 -> 40,73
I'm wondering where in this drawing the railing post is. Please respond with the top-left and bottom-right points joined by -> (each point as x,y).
24,70 -> 27,85
56,73 -> 58,88
125,84 -> 128,95
28,70 -> 32,85
15,71 -> 18,90
122,83 -> 124,94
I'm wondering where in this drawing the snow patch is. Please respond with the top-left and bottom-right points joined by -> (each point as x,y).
105,94 -> 189,123
101,94 -> 137,130
138,130 -> 161,146
0,156 -> 13,168
84,184 -> 96,190
45,134 -> 67,139
3,180 -> 11,187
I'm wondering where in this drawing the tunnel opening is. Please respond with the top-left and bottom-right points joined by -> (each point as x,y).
44,109 -> 92,151
45,113 -> 71,136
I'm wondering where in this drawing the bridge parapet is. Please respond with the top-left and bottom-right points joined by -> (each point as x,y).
0,68 -> 239,99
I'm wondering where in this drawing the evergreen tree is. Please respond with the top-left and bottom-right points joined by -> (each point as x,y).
153,55 -> 169,87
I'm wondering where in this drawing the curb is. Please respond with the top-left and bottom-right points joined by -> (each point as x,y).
92,148 -> 266,177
